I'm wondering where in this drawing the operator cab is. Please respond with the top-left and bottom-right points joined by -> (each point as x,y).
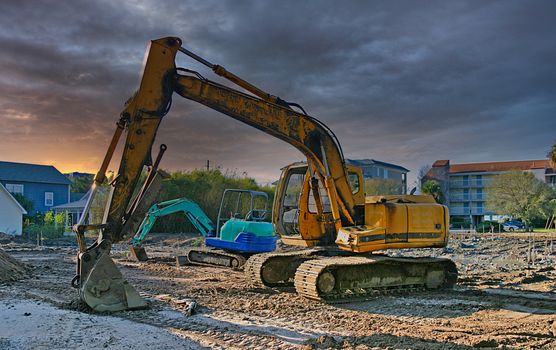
216,189 -> 269,231
206,189 -> 276,253
274,162 -> 364,247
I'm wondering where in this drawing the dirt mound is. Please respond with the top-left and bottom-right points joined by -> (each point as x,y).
0,247 -> 28,283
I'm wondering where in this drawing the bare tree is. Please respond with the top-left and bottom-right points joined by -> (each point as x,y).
409,164 -> 431,193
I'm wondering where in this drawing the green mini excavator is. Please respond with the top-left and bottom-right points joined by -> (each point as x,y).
129,189 -> 276,269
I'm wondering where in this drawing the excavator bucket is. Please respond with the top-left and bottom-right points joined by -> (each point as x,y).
129,245 -> 149,262
78,240 -> 147,312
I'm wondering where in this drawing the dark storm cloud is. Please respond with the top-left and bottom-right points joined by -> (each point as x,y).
0,0 -> 555,184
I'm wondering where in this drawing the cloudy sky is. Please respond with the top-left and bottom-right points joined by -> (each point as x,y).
0,0 -> 555,186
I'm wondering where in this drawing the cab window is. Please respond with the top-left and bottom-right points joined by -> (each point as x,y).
280,172 -> 305,235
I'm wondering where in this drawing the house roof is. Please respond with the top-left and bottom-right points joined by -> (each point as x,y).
432,160 -> 449,167
429,159 -> 552,175
52,190 -> 90,210
346,159 -> 410,173
0,161 -> 72,185
0,183 -> 27,214
450,159 -> 550,173
65,172 -> 94,179
70,192 -> 86,202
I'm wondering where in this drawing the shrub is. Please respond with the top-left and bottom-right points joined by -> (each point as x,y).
150,169 -> 274,233
24,223 -> 64,240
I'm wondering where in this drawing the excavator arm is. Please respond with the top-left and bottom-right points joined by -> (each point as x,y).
131,198 -> 216,248
73,37 -> 181,312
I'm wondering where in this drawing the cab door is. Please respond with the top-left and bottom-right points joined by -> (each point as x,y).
274,163 -> 334,246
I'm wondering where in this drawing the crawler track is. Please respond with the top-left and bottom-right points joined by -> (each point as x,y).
294,255 -> 458,302
185,248 -> 247,270
244,249 -> 322,287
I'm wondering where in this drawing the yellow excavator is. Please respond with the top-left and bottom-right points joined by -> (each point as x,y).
73,37 -> 457,311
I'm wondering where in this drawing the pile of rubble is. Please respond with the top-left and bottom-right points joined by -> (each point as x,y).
0,248 -> 28,284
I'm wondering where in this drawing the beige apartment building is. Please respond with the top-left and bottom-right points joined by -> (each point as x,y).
423,159 -> 556,225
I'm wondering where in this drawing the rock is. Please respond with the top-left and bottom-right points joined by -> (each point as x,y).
473,339 -> 498,348
306,335 -> 340,349
520,274 -> 549,284
460,242 -> 475,249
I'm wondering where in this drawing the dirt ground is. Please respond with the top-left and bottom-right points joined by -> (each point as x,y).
0,232 -> 555,349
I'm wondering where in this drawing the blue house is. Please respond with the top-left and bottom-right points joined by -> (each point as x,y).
0,161 -> 71,215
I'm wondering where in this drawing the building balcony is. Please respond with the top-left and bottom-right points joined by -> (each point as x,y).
448,207 -> 486,215
449,179 -> 491,188
449,194 -> 486,201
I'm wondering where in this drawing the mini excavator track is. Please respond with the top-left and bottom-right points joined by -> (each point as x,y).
182,248 -> 247,270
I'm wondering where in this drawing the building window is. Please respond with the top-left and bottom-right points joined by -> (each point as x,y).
6,183 -> 24,195
383,169 -> 389,179
476,201 -> 484,214
45,192 -> 54,206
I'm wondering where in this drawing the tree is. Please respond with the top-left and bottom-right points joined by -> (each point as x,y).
416,164 -> 431,191
421,180 -> 445,204
364,178 -> 404,195
43,211 -> 65,226
68,172 -> 114,194
12,193 -> 33,214
44,211 -> 55,225
405,164 -> 431,194
69,175 -> 94,193
549,141 -> 556,167
486,170 -> 556,226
